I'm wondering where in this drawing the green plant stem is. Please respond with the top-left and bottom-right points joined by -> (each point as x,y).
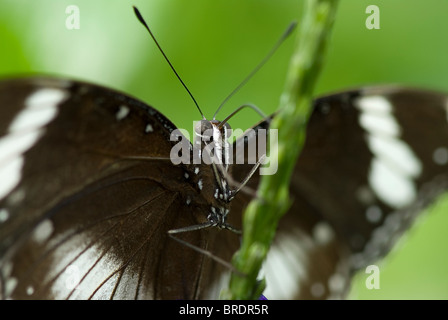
224,0 -> 339,300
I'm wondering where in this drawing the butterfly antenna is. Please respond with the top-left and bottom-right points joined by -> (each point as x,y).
217,103 -> 267,129
133,6 -> 206,119
213,21 -> 297,120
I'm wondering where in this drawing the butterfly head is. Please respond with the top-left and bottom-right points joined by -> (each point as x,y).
194,119 -> 232,144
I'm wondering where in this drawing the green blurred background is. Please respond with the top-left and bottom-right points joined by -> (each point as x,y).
1,0 -> 447,299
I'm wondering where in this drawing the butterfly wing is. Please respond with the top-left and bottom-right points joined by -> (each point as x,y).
230,86 -> 448,299
0,77 -> 214,299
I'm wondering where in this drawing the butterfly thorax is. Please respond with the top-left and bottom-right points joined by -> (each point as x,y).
181,161 -> 234,232
194,119 -> 232,173
189,119 -> 237,231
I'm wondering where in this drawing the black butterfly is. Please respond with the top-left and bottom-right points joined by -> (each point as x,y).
0,76 -> 447,299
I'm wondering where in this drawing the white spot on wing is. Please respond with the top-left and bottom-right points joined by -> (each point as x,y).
358,111 -> 400,136
0,88 -> 68,201
10,109 -> 57,134
26,286 -> 34,296
368,134 -> 421,177
0,208 -> 9,222
7,188 -> 25,205
261,230 -> 313,299
116,105 -> 130,120
5,277 -> 18,297
369,158 -> 417,208
145,123 -> 154,133
0,157 -> 23,204
2,261 -> 14,278
312,222 -> 334,245
356,185 -> 375,205
433,147 -> 448,165
366,205 -> 382,223
32,219 -> 54,243
356,95 -> 393,113
328,273 -> 346,294
310,282 -> 325,298
355,95 -> 422,209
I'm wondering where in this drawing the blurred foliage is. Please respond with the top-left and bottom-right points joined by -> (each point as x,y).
0,0 -> 447,299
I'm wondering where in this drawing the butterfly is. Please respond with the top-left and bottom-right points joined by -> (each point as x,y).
0,75 -> 447,299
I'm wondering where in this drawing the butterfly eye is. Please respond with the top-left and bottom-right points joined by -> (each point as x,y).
194,120 -> 213,139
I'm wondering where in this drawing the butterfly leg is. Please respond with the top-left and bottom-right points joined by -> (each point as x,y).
167,225 -> 245,276
228,154 -> 266,201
